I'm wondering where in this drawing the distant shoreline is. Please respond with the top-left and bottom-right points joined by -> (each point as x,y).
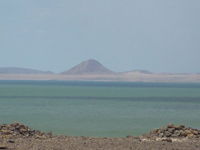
0,73 -> 200,83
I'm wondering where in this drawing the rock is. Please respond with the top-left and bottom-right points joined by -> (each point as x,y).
172,130 -> 180,137
187,133 -> 194,139
157,130 -> 162,134
20,128 -> 27,133
165,131 -> 172,137
8,127 -> 15,131
8,140 -> 15,143
159,133 -> 164,138
3,135 -> 12,139
126,135 -> 134,138
167,123 -> 174,128
180,131 -> 188,137
36,135 -> 47,139
11,122 -> 18,126
141,123 -> 200,140
44,132 -> 53,138
0,122 -> 51,139
193,130 -> 199,135
168,128 -> 175,134
0,145 -> 7,149
150,129 -> 159,135
162,138 -> 172,142
160,127 -> 167,132
151,136 -> 157,140
185,130 -> 192,135
153,128 -> 159,132
0,131 -> 9,136
15,125 -> 20,130
196,135 -> 200,138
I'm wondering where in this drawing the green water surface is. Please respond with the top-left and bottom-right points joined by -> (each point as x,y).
0,81 -> 200,137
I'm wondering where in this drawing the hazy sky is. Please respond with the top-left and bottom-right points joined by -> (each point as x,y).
1,1 -> 200,73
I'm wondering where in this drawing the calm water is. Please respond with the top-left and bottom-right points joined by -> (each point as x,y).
0,80 -> 200,137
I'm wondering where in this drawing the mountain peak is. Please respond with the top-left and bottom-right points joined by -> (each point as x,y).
61,59 -> 116,75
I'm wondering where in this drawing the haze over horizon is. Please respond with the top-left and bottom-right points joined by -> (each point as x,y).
1,1 -> 200,73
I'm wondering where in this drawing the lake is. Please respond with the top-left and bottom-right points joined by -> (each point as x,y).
0,80 -> 200,137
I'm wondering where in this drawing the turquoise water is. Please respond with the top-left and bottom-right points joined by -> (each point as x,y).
0,80 -> 200,137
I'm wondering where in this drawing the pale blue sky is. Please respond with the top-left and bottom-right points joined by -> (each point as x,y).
0,0 -> 200,73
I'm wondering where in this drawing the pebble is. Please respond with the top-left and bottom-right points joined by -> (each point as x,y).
8,140 -> 15,143
0,145 -> 7,149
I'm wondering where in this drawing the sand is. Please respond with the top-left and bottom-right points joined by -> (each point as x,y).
1,135 -> 200,150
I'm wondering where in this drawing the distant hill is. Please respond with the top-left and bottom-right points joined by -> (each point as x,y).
125,70 -> 152,74
0,67 -> 53,74
61,59 -> 116,75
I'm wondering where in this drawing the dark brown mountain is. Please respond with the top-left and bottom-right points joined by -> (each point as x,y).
0,67 -> 53,74
61,59 -> 116,75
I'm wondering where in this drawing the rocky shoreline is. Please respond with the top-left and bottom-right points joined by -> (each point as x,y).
141,123 -> 200,142
0,122 -> 200,150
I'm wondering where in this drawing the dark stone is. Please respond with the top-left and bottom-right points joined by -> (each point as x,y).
8,140 -> 15,143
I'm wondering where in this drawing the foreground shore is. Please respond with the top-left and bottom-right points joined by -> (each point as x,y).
1,122 -> 200,150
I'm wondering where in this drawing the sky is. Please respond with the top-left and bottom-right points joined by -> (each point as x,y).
0,0 -> 200,73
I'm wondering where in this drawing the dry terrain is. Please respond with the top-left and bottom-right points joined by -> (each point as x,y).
1,59 -> 200,82
0,73 -> 200,82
